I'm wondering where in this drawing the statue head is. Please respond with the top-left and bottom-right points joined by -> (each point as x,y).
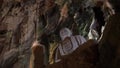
60,28 -> 72,40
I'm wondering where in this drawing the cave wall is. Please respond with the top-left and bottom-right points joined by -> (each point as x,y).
0,0 -> 120,68
98,12 -> 120,68
0,0 -> 36,68
97,0 -> 120,67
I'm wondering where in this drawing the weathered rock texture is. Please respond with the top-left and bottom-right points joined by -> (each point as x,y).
0,0 -> 36,68
0,0 -> 120,68
98,12 -> 120,68
97,0 -> 120,68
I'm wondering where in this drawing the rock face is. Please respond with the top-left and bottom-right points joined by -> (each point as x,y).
98,13 -> 120,68
0,0 -> 120,68
0,0 -> 36,68
97,0 -> 120,68
0,49 -> 19,68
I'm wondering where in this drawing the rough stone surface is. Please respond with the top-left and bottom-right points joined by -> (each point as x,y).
0,49 -> 19,68
0,0 -> 36,68
0,0 -> 120,68
98,13 -> 120,68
